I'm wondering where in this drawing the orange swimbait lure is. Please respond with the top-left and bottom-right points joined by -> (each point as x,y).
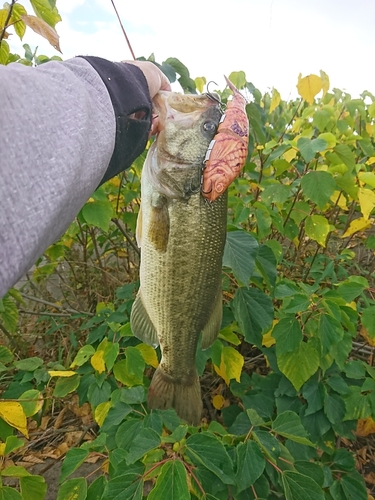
202,76 -> 249,201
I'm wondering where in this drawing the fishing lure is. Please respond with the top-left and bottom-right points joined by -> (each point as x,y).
202,76 -> 249,201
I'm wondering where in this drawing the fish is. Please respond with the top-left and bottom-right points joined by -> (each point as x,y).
130,90 -> 227,426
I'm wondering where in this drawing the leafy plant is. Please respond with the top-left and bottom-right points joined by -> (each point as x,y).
1,2 -> 375,499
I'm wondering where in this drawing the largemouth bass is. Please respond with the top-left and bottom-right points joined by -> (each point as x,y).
130,91 -> 227,426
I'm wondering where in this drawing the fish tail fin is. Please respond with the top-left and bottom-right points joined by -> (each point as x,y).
148,367 -> 202,426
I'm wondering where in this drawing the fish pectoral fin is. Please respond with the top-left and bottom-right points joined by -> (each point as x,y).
201,289 -> 223,350
148,193 -> 170,252
130,292 -> 159,347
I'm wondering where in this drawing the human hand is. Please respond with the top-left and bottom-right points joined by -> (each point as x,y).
123,60 -> 171,98
123,60 -> 171,135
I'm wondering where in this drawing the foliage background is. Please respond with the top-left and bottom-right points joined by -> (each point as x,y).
1,1 -> 375,499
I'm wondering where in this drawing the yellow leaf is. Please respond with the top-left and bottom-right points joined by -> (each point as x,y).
0,402 -> 28,438
94,402 -> 111,427
135,343 -> 159,369
212,395 -> 225,410
48,370 -> 76,377
262,330 -> 276,347
283,148 -> 297,162
320,70 -> 330,97
109,176 -> 121,187
346,301 -> 357,311
194,76 -> 206,94
358,172 -> 375,188
0,443 -> 5,456
219,326 -> 241,346
214,347 -> 244,385
318,132 -> 336,148
330,191 -> 348,211
366,123 -> 374,137
356,417 -> 375,437
358,187 -> 375,220
341,217 -> 372,237
360,326 -> 375,347
21,14 -> 61,52
91,350 -> 106,374
297,74 -> 322,104
270,88 -> 281,113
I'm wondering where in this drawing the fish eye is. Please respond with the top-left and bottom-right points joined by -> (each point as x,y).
203,121 -> 217,133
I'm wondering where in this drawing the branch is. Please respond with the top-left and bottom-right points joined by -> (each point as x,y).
111,218 -> 140,256
0,0 -> 16,46
19,292 -> 93,316
0,321 -> 21,350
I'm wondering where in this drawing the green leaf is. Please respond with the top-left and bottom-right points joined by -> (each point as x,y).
235,441 -> 265,492
228,71 -> 246,89
59,448 -> 89,484
343,386 -> 371,420
81,199 -> 113,232
1,466 -> 31,478
337,276 -> 368,302
272,318 -> 302,355
0,40 -> 10,65
305,215 -> 331,247
126,428 -> 161,465
4,436 -> 25,455
57,478 -> 87,500
255,245 -> 277,290
334,144 -> 356,172
223,231 -> 259,285
301,171 -> 336,208
324,393 -> 346,424
0,296 -> 18,333
277,342 -> 320,391
272,411 -> 314,447
294,461 -> 324,487
297,137 -> 327,163
339,474 -> 367,500
232,287 -> 273,347
29,0 -> 61,28
0,487 -> 23,499
115,419 -> 143,450
113,347 -> 145,386
185,432 -> 235,484
302,379 -> 326,416
261,184 -> 291,206
362,306 -> 375,337
11,4 -> 27,39
101,401 -> 132,431
71,345 -> 95,367
0,346 -> 14,364
19,390 -> 41,417
87,476 -> 107,500
19,475 -> 47,500
247,103 -> 266,144
318,314 -> 344,356
252,430 -> 280,461
53,374 -> 80,397
148,460 -> 190,500
282,471 -> 324,500
313,109 -> 331,132
14,357 -> 43,372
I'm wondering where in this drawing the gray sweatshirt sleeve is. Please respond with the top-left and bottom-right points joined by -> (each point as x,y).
0,57 -> 152,298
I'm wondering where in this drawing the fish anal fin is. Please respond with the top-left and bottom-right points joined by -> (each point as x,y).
148,193 -> 170,252
148,367 -> 202,426
130,292 -> 159,347
201,290 -> 223,350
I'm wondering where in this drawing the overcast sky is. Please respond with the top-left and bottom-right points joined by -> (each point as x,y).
14,0 -> 375,99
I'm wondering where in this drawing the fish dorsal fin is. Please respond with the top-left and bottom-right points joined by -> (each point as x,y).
148,193 -> 170,252
130,291 -> 159,347
201,289 -> 223,350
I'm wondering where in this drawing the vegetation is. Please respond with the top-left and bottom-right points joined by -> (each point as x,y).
1,1 -> 375,499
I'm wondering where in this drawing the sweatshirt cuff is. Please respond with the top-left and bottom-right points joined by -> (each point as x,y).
78,56 -> 152,185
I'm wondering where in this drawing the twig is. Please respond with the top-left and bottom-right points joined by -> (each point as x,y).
110,0 -> 136,60
0,0 -> 16,46
19,309 -> 71,318
111,218 -> 140,256
19,292 -> 93,316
